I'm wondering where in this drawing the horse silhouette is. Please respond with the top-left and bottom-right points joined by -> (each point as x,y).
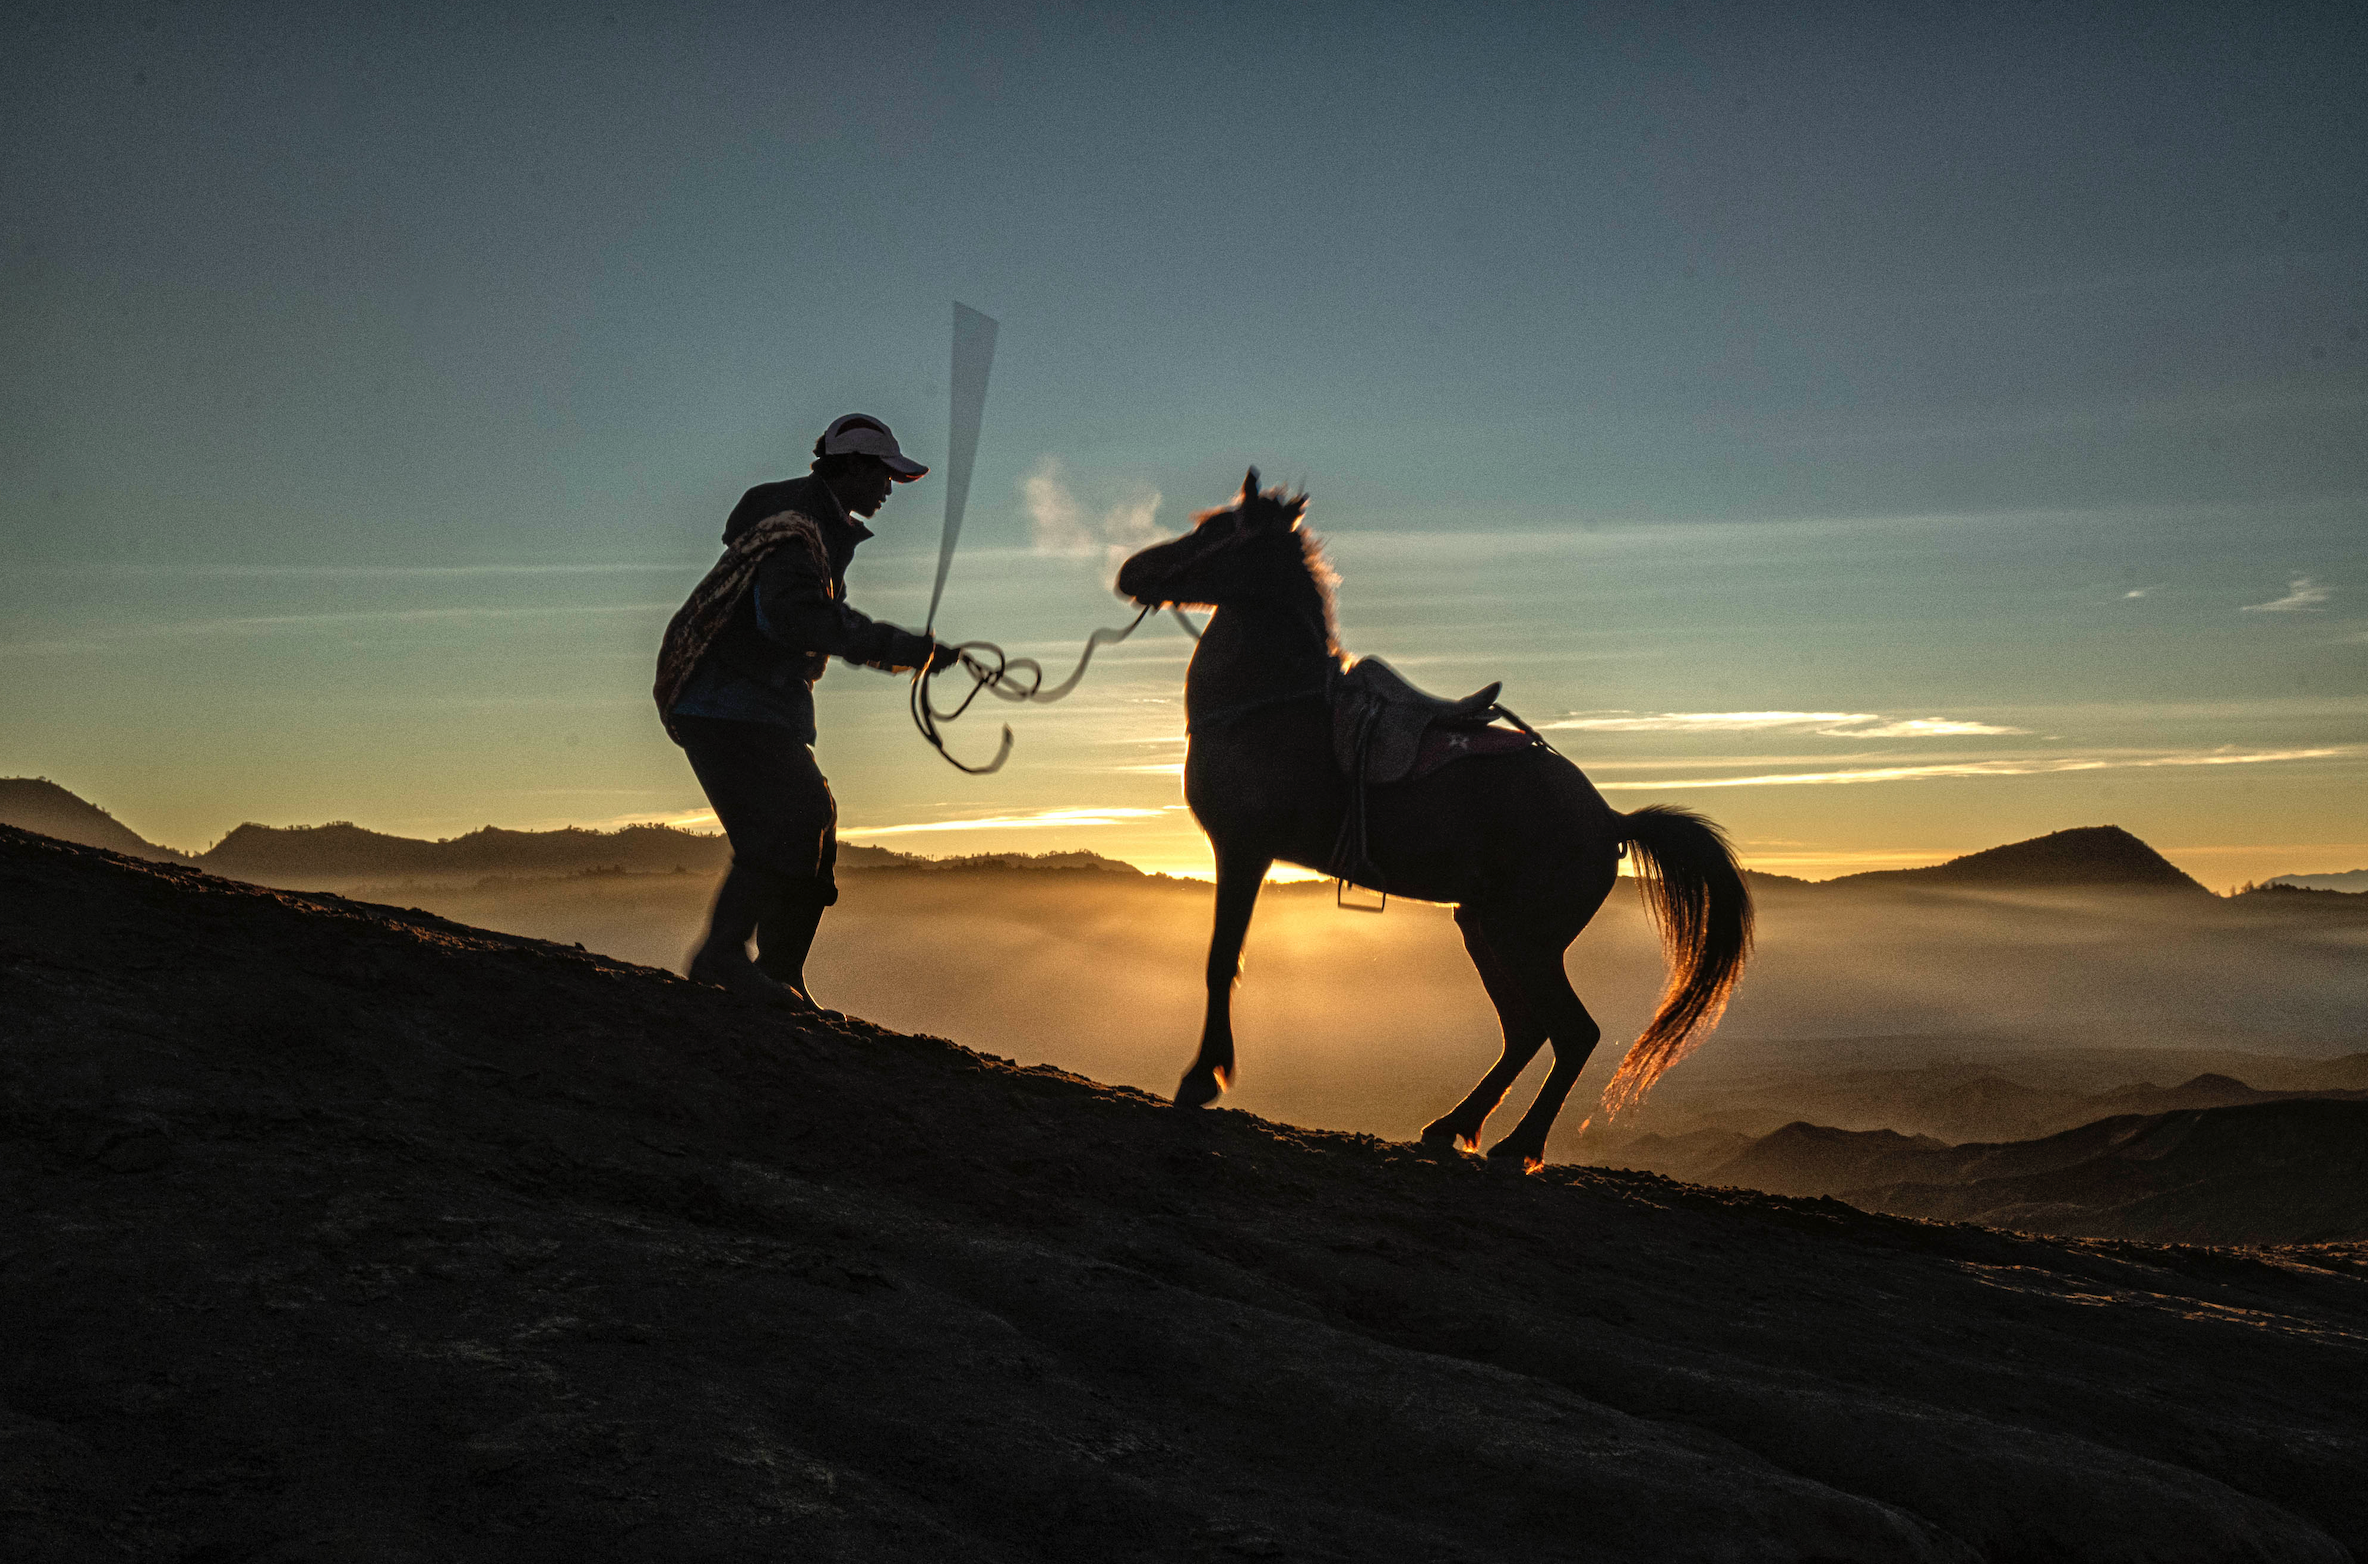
1116,470 -> 1753,1169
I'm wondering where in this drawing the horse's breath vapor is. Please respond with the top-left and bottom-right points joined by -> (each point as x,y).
1022,456 -> 1165,585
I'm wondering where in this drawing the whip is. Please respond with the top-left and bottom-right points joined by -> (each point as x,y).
909,304 -> 1199,774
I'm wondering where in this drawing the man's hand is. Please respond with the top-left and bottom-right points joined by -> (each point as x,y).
925,642 -> 963,674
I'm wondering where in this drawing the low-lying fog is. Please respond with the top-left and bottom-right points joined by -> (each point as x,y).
350,864 -> 2368,1166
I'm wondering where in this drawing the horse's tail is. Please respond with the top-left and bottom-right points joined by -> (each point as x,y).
1599,804 -> 1754,1116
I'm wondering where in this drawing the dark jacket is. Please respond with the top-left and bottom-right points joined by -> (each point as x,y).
670,475 -> 936,740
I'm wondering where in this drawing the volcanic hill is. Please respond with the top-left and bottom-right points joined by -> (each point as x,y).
1822,824 -> 2211,896
4,823 -> 2368,1561
0,778 -> 184,862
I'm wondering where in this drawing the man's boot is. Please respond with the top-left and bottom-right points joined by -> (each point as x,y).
687,864 -> 802,1003
757,891 -> 828,1009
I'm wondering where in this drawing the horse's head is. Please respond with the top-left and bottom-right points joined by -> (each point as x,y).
1116,468 -> 1325,622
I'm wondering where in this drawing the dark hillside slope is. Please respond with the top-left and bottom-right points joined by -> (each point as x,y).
3,825 -> 2366,1563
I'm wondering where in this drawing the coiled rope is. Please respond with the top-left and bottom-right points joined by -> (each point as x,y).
910,604 -> 1202,774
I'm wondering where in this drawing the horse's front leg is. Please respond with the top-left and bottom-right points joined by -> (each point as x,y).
1176,843 -> 1273,1108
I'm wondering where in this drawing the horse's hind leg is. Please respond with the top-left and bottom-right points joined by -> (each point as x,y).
1421,908 -> 1549,1152
1482,936 -> 1603,1172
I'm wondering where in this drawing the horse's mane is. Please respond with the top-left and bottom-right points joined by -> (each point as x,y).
1297,528 -> 1343,659
1199,483 -> 1342,658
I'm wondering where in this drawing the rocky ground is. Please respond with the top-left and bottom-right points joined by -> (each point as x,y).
4,823 -> 2367,1562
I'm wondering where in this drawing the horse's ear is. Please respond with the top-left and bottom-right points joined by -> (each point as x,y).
1241,467 -> 1261,502
1287,492 -> 1309,529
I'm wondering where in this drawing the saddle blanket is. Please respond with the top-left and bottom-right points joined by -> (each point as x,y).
1404,722 -> 1542,783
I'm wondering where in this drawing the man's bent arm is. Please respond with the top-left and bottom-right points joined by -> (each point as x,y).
754,550 -> 938,672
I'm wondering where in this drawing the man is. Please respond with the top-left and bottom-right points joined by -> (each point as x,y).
654,413 -> 958,1006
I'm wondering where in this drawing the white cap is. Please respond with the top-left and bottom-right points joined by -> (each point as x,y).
818,413 -> 928,480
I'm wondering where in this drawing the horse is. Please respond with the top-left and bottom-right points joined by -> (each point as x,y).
1114,470 -> 1753,1170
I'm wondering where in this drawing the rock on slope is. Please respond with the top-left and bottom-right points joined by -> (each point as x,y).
2,824 -> 2365,1563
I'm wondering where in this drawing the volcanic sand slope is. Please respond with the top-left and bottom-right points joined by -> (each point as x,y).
4,825 -> 2368,1562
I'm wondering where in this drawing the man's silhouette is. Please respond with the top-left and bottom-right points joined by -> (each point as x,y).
654,413 -> 957,1006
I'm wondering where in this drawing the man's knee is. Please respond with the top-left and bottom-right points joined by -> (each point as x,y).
730,852 -> 835,908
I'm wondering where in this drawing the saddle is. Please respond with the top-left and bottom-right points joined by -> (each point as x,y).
1326,657 -> 1543,900
1331,657 -> 1505,784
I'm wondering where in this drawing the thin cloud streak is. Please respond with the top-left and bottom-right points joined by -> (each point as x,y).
841,806 -> 1169,839
1597,746 -> 2359,791
0,601 -> 674,655
1546,710 -> 2025,736
2242,577 -> 2332,612
11,561 -> 702,580
1849,718 -> 2027,737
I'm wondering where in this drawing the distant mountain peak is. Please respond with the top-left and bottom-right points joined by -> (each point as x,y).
1826,825 -> 2209,896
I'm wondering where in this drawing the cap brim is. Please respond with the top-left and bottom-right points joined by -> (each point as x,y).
883,455 -> 928,481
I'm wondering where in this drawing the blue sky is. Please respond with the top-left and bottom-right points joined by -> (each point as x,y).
4,1 -> 2363,881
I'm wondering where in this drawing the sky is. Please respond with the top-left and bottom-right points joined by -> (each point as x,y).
3,1 -> 2363,885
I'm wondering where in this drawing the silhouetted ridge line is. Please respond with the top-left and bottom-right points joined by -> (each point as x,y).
193,819 -> 753,880
0,783 -> 1169,887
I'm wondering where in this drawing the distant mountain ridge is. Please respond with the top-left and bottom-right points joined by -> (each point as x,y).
0,780 -> 1147,888
1696,1090 -> 2368,1244
0,781 -> 2266,900
200,819 -> 743,881
2266,870 -> 2368,894
1847,1098 -> 2368,1245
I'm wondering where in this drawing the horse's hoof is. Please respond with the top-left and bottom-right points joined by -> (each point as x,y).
1174,1070 -> 1225,1110
1420,1120 -> 1479,1153
1484,1140 -> 1544,1175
